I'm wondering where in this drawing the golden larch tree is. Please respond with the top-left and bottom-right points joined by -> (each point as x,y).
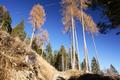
29,4 -> 46,47
62,0 -> 98,73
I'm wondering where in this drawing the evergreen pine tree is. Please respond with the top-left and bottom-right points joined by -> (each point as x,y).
60,45 -> 67,71
54,45 -> 68,71
81,58 -> 86,73
0,5 -> 12,34
11,20 -> 26,40
91,57 -> 100,74
46,43 -> 54,66
54,51 -> 62,71
75,52 -> 79,70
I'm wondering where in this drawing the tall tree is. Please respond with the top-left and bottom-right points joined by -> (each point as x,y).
29,4 -> 46,47
0,5 -> 12,34
81,58 -> 86,73
32,29 -> 48,57
34,29 -> 48,55
54,51 -> 61,71
54,45 -> 69,71
62,0 -> 81,70
77,0 -> 98,73
11,20 -> 26,41
74,26 -> 81,70
46,43 -> 53,66
60,45 -> 67,71
91,57 -> 100,74
40,29 -> 49,56
91,32 -> 100,70
62,0 -> 98,72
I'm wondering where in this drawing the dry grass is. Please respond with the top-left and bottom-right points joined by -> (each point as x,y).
0,31 -> 57,80
0,31 -> 84,80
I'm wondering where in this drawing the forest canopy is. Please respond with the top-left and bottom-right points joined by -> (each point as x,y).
89,0 -> 120,34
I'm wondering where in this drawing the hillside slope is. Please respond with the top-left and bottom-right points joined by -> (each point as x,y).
0,31 -> 59,80
0,31 -> 82,80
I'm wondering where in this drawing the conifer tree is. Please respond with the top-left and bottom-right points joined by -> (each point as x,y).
29,4 -> 46,47
60,45 -> 67,71
81,58 -> 86,73
11,20 -> 26,41
0,5 -> 12,34
62,0 -> 81,70
54,45 -> 69,71
54,51 -> 62,71
91,57 -> 100,74
46,43 -> 53,66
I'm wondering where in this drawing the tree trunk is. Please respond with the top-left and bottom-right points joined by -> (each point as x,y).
65,56 -> 68,70
71,10 -> 76,70
69,27 -> 73,69
74,26 -> 81,70
91,32 -> 99,67
81,7 -> 89,73
62,54 -> 64,71
41,43 -> 44,56
29,27 -> 35,48
70,46 -> 73,69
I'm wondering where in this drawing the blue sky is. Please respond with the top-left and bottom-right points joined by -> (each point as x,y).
0,0 -> 120,72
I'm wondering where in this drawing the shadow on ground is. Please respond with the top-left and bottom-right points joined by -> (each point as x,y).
68,74 -> 120,80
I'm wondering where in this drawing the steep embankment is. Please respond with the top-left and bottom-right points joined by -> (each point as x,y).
0,31 -> 82,80
0,31 -> 59,80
